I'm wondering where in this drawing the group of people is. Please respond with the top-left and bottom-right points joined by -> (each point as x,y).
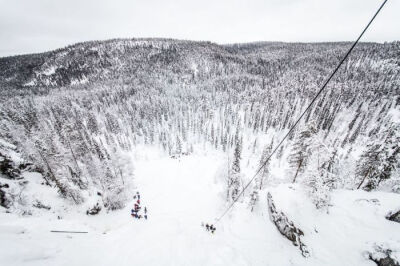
131,192 -> 148,220
203,223 -> 216,234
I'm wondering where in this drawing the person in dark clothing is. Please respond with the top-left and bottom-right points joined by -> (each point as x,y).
204,224 -> 216,234
131,210 -> 138,218
131,193 -> 144,220
210,225 -> 216,234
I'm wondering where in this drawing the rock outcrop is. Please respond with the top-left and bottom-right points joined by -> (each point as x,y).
386,209 -> 400,223
0,153 -> 21,179
267,192 -> 310,257
368,245 -> 400,266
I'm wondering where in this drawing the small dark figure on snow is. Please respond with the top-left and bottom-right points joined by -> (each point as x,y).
131,193 -> 145,220
210,224 -> 216,234
131,208 -> 138,218
203,223 -> 216,234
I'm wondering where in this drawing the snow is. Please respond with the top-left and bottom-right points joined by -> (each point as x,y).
42,66 -> 57,76
70,76 -> 88,86
1,151 -> 399,265
23,79 -> 36,87
0,138 -> 24,166
269,184 -> 400,265
0,139 -> 16,150
388,108 -> 400,124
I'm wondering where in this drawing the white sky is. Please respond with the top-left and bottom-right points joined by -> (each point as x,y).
0,0 -> 398,57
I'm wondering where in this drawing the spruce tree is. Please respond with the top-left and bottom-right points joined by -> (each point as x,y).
256,140 -> 273,190
176,135 -> 182,155
288,123 -> 317,183
356,124 -> 400,191
227,126 -> 242,201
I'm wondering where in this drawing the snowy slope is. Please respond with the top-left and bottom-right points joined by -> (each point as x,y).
268,184 -> 400,265
1,150 -> 399,266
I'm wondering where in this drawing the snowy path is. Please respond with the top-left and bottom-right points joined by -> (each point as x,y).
121,154 -> 301,266
0,153 -> 305,266
4,153 -> 399,265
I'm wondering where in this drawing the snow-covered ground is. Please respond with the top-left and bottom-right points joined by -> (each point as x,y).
0,151 -> 399,265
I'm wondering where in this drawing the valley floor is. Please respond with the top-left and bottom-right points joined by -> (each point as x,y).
0,152 -> 399,266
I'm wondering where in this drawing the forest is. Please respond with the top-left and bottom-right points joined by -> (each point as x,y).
0,38 -> 399,213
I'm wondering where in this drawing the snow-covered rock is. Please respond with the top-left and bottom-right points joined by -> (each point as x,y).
267,192 -> 310,257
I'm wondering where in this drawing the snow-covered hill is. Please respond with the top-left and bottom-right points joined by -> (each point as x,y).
0,38 -> 399,265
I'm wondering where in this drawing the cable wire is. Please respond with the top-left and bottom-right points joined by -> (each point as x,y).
215,0 -> 388,223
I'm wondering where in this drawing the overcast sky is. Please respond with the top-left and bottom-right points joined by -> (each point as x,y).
0,0 -> 398,57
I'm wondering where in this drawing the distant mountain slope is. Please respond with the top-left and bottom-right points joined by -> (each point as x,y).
0,39 -> 232,92
2,39 -> 398,95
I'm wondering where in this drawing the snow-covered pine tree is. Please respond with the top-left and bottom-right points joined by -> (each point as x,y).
255,140 -> 273,190
227,125 -> 242,202
356,122 -> 400,191
288,123 -> 317,183
249,139 -> 274,211
248,190 -> 259,212
176,135 -> 182,155
232,138 -> 242,173
304,146 -> 338,209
